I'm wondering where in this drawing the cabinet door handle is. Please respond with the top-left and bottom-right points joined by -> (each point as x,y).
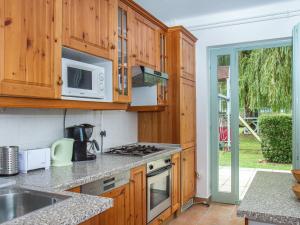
57,77 -> 63,86
183,158 -> 186,161
158,218 -> 164,223
130,179 -> 135,183
181,66 -> 185,70
132,54 -> 137,58
110,44 -> 116,50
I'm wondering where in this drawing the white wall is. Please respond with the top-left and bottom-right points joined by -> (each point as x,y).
167,1 -> 300,198
0,108 -> 137,151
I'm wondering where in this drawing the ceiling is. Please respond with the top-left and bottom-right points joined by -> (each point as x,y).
134,0 -> 293,22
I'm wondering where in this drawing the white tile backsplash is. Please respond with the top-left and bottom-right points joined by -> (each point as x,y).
0,108 -> 137,150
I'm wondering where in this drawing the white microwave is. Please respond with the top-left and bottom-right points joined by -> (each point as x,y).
62,58 -> 105,100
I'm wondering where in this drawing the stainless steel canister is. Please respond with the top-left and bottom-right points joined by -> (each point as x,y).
0,146 -> 19,176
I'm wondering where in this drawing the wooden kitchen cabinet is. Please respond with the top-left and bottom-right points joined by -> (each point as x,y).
130,165 -> 147,225
98,184 -> 131,225
180,78 -> 196,149
171,152 -> 181,213
180,34 -> 196,81
80,216 -> 99,225
181,147 -> 196,204
130,12 -> 160,70
62,0 -> 117,60
0,0 -> 61,99
148,207 -> 172,225
114,1 -> 132,103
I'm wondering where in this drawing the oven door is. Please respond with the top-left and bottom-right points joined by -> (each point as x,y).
147,165 -> 172,223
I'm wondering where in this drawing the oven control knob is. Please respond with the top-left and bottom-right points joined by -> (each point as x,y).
165,159 -> 171,164
149,165 -> 154,170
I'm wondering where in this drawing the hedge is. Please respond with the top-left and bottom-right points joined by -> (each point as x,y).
258,114 -> 292,164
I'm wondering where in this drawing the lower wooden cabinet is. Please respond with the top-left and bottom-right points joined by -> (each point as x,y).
181,147 -> 196,204
80,216 -> 99,225
80,184 -> 130,225
98,184 -> 131,225
130,165 -> 147,225
171,152 -> 181,213
148,207 -> 172,225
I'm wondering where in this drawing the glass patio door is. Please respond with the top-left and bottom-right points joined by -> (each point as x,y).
210,48 -> 239,204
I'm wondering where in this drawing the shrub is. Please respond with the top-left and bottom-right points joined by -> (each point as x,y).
259,114 -> 292,163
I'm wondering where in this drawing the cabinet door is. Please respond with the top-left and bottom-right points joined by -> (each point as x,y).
0,0 -> 60,98
99,184 -> 131,225
80,216 -> 99,225
114,1 -> 132,103
131,12 -> 159,70
171,152 -> 181,213
180,34 -> 195,81
130,165 -> 147,225
63,0 -> 117,60
181,147 -> 196,204
180,78 -> 196,149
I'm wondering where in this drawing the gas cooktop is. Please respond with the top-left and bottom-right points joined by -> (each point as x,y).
105,144 -> 164,157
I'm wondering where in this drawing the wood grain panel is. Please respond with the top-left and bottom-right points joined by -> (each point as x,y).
0,0 -> 60,98
171,152 -> 181,213
181,147 -> 196,204
99,184 -> 130,225
0,97 -> 128,110
180,78 -> 196,149
130,165 -> 146,225
63,0 -> 117,60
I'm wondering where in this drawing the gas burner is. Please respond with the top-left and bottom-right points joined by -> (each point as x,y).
106,144 -> 164,157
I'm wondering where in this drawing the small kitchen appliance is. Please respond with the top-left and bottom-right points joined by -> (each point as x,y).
61,58 -> 106,101
19,148 -> 50,173
106,144 -> 164,157
147,156 -> 172,222
65,124 -> 99,161
51,138 -> 74,167
0,146 -> 19,176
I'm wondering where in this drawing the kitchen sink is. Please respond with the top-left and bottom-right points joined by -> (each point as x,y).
0,187 -> 71,224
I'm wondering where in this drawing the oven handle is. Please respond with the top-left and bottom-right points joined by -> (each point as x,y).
147,165 -> 172,178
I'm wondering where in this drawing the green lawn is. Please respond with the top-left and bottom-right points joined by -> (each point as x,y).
219,131 -> 292,170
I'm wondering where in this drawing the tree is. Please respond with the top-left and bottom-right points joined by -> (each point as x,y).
239,46 -> 292,115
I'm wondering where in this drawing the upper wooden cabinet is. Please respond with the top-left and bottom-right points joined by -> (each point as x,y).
114,1 -> 132,103
0,0 -> 61,99
130,12 -> 160,70
181,147 -> 196,205
62,0 -> 117,60
180,33 -> 196,81
180,78 -> 196,149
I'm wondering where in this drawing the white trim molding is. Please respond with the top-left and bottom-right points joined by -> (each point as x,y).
188,9 -> 300,31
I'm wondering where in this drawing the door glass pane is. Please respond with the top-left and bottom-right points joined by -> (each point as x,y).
118,66 -> 122,94
122,10 -> 127,38
118,8 -> 122,36
118,37 -> 122,65
123,39 -> 127,65
124,67 -> 128,95
149,174 -> 170,210
217,55 -> 231,193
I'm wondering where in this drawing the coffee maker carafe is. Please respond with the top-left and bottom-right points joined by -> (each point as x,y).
65,124 -> 99,161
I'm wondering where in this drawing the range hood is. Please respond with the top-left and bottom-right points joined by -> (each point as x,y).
132,66 -> 168,87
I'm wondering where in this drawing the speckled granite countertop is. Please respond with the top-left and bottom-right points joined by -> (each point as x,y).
2,143 -> 181,225
237,171 -> 300,225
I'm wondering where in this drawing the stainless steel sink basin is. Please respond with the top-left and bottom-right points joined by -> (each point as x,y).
0,187 -> 71,224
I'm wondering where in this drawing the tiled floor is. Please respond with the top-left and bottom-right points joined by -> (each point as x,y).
167,203 -> 244,225
219,166 -> 290,199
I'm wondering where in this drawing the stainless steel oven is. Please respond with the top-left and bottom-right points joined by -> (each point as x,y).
147,157 -> 172,223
